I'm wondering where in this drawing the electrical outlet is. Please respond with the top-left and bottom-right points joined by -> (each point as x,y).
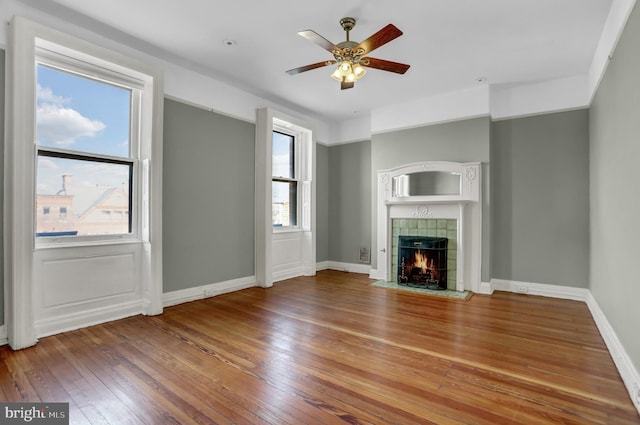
204,288 -> 216,297
515,286 -> 529,294
634,383 -> 640,405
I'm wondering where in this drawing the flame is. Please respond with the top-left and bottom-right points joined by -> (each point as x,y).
414,251 -> 428,273
413,250 -> 438,279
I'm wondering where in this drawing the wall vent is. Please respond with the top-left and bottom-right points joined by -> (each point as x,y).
359,247 -> 370,263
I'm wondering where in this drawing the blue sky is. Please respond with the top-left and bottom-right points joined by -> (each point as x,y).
272,131 -> 294,179
272,131 -> 294,208
36,65 -> 132,200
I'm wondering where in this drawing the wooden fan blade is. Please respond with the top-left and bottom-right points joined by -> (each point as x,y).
355,24 -> 403,55
362,57 -> 410,74
286,60 -> 336,76
341,81 -> 355,90
298,30 -> 338,53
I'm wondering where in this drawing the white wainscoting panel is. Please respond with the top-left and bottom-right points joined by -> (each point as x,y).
272,231 -> 309,282
33,243 -> 143,338
41,253 -> 137,307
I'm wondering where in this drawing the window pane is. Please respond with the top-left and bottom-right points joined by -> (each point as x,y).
36,154 -> 131,237
272,131 -> 294,179
272,181 -> 297,227
36,64 -> 131,158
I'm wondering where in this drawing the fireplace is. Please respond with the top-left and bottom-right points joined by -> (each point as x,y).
374,161 -> 483,293
397,236 -> 448,290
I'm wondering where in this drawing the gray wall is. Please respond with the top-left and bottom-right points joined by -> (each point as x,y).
163,99 -> 255,292
315,143 -> 329,262
328,141 -> 372,264
0,50 -> 4,325
371,117 -> 491,281
491,110 -> 590,287
590,2 -> 640,375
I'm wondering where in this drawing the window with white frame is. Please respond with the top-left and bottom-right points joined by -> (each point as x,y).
34,48 -> 142,242
272,129 -> 298,228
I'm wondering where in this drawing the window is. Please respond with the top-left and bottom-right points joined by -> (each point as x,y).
34,57 -> 140,241
272,130 -> 298,228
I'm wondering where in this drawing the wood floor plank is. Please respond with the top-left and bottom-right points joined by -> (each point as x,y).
0,270 -> 638,424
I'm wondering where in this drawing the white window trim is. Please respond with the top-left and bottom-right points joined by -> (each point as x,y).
33,40 -> 146,246
255,109 -> 315,288
4,16 -> 164,349
272,123 -> 302,233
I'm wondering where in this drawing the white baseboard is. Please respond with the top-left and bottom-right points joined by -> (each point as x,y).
272,266 -> 306,283
0,325 -> 7,346
368,268 -> 385,280
586,292 -> 640,414
491,278 -> 639,415
491,278 -> 589,301
316,261 -> 330,271
478,281 -> 493,295
163,275 -> 257,307
35,300 -> 144,339
323,261 -> 371,275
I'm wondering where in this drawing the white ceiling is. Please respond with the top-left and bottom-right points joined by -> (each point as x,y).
21,0 -> 614,124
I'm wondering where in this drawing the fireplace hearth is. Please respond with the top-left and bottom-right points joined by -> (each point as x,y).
397,236 -> 448,290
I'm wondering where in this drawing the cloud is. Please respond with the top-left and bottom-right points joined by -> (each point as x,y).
272,154 -> 292,178
37,157 -> 59,169
36,103 -> 106,147
36,84 -> 69,105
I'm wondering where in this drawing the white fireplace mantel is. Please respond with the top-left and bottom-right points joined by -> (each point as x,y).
371,161 -> 484,294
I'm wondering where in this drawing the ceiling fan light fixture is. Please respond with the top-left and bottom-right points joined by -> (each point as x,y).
331,67 -> 344,81
352,63 -> 366,78
330,61 -> 366,83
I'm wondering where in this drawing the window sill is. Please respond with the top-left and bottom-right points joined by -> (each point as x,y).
34,236 -> 141,250
273,226 -> 302,234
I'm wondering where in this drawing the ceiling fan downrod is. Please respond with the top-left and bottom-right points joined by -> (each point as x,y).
340,17 -> 356,42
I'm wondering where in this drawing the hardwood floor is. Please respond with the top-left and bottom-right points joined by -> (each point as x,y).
1,270 -> 638,424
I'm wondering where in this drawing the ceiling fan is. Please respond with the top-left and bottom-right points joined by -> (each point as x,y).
286,17 -> 410,90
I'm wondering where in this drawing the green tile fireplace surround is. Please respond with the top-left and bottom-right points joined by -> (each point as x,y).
391,218 -> 457,289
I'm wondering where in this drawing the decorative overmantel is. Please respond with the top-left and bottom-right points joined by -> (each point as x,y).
371,161 -> 483,294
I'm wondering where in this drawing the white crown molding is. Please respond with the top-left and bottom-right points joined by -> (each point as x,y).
489,75 -> 590,121
371,85 -> 490,135
588,0 -> 638,105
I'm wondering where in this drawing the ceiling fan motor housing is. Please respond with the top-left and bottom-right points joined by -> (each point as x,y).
340,17 -> 356,32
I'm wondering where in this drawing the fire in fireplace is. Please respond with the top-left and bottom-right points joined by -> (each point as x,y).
397,236 -> 448,290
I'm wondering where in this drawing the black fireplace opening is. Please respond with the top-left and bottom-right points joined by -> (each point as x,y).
397,236 -> 448,290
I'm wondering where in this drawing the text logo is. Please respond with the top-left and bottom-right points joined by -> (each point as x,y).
1,403 -> 69,424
